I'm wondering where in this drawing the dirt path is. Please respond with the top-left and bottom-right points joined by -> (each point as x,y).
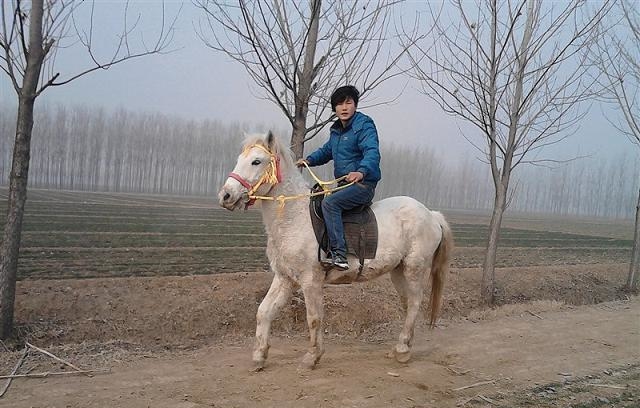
3,298 -> 639,408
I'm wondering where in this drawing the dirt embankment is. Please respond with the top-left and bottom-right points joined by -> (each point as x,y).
10,263 -> 630,349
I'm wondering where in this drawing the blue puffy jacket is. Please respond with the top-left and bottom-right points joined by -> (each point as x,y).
306,112 -> 381,186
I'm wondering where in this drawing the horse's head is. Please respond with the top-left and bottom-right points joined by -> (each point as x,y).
219,131 -> 285,211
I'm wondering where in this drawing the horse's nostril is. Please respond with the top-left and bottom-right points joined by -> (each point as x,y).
224,193 -> 230,201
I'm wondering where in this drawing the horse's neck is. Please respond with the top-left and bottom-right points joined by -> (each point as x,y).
259,169 -> 309,234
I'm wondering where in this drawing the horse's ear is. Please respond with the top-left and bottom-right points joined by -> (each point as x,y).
266,130 -> 276,151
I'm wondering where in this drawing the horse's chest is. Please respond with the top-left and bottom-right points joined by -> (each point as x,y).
266,238 -> 312,271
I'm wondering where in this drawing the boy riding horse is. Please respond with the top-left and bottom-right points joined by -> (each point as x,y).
297,85 -> 381,272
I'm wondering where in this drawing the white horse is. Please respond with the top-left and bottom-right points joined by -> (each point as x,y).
218,131 -> 453,370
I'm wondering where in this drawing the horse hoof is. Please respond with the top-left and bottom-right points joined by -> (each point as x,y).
251,359 -> 266,372
395,351 -> 411,363
300,352 -> 319,370
394,345 -> 411,363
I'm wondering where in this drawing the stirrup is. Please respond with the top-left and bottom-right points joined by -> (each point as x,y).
332,255 -> 349,271
320,251 -> 333,267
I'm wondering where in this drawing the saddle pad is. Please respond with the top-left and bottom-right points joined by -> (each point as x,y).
309,189 -> 378,260
343,207 -> 378,259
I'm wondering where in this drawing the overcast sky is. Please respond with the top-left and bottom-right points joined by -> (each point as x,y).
0,1 -> 634,163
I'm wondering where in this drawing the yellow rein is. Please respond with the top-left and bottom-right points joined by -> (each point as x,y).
246,146 -> 354,207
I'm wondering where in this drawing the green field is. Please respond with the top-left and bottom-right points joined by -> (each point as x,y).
0,188 -> 634,280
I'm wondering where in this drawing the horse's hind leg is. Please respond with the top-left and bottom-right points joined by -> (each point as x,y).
392,265 -> 424,363
253,273 -> 293,370
390,265 -> 408,313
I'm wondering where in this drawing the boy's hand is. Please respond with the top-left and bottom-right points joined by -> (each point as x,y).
346,171 -> 364,183
295,159 -> 309,168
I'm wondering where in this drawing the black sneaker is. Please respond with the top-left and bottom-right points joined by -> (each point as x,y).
320,251 -> 333,267
332,254 -> 349,270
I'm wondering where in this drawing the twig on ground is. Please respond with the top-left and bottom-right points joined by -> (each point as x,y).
25,342 -> 90,377
525,310 -> 543,319
456,396 -> 476,407
477,394 -> 496,404
447,366 -> 471,376
452,380 -> 495,392
0,347 -> 29,398
587,383 -> 627,389
0,368 -> 111,380
22,367 -> 35,376
456,393 -> 497,406
0,340 -> 9,352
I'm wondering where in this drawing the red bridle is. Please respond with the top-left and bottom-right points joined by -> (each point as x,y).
228,172 -> 253,191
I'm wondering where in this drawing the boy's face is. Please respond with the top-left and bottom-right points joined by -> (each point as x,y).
335,97 -> 356,124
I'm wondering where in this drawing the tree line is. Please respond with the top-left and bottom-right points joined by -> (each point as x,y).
1,103 -> 637,219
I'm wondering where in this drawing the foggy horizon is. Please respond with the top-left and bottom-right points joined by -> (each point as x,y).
0,1 -> 635,165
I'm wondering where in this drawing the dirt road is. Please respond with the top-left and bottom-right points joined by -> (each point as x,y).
3,298 -> 638,408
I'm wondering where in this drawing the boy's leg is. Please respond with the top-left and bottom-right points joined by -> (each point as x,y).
321,183 -> 375,259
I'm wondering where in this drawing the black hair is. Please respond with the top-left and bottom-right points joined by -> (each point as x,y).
330,85 -> 360,112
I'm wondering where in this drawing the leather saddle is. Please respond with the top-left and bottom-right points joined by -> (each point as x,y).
309,183 -> 378,270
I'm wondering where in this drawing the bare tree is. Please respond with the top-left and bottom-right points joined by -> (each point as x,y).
0,0 -> 176,339
194,0 -> 412,158
590,0 -> 639,291
403,0 -> 611,304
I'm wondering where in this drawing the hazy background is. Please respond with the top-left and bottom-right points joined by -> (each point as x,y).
0,1 -> 638,218
0,1 -> 631,160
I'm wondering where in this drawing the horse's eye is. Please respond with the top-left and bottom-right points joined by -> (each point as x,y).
251,159 -> 261,166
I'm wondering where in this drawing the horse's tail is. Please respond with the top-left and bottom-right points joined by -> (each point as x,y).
428,211 -> 453,328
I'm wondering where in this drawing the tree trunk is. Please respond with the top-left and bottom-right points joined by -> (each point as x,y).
479,0 -> 531,306
626,185 -> 640,291
481,182 -> 507,305
289,0 -> 321,159
290,122 -> 307,159
0,97 -> 37,338
0,0 -> 45,339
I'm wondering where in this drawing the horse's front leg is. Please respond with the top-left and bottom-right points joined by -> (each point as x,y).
300,279 -> 325,369
253,273 -> 293,371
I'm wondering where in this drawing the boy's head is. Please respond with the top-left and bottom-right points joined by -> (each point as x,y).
330,85 -> 360,112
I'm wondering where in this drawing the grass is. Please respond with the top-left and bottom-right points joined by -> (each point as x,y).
0,187 -> 634,280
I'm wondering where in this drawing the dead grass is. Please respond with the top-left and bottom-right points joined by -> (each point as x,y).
6,263 -> 630,352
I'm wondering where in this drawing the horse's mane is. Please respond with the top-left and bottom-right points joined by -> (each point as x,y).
241,132 -> 295,171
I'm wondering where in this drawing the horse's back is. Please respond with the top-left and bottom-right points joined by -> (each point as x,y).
371,195 -> 445,252
371,195 -> 433,220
